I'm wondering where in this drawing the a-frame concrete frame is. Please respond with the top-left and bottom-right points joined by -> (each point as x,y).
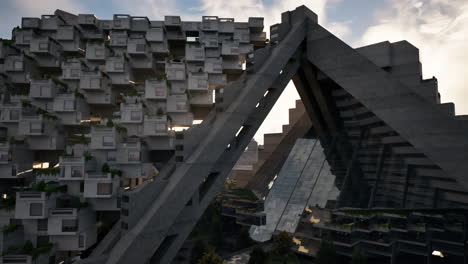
81,5 -> 468,264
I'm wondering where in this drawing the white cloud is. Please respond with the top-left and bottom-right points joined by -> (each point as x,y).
10,0 -> 88,17
359,0 -> 468,114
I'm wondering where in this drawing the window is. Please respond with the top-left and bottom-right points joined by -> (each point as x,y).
102,136 -> 114,147
155,87 -> 165,97
107,151 -> 116,161
29,203 -> 43,216
37,219 -> 48,231
40,86 -> 49,97
64,100 -> 75,110
97,183 -> 112,195
128,151 -> 140,162
95,48 -> 104,57
71,166 -> 82,178
9,110 -> 19,120
38,42 -> 48,51
70,69 -> 80,78
13,61 -> 23,70
135,44 -> 146,52
30,122 -> 42,134
0,151 -> 10,161
62,219 -> 78,232
130,111 -> 141,121
114,62 -> 124,71
90,78 -> 101,89
59,167 -> 65,178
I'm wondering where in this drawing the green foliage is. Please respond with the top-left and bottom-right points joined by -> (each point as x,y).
84,151 -> 93,161
31,181 -> 67,196
197,252 -> 222,264
191,240 -> 209,264
1,224 -> 18,234
227,188 -> 259,201
0,196 -> 15,211
36,108 -> 58,120
315,241 -> 337,264
75,201 -> 89,211
156,107 -> 165,116
272,231 -> 293,255
8,137 -> 26,145
21,99 -> 32,107
351,250 -> 368,264
115,123 -> 127,134
248,247 -> 268,264
33,167 -> 60,175
67,134 -> 90,145
22,240 -> 34,254
101,163 -> 110,173
106,119 -> 114,127
111,169 -> 122,178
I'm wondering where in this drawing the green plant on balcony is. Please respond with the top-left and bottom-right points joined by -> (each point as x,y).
50,75 -> 68,89
75,201 -> 89,211
36,108 -> 58,120
31,181 -> 67,196
156,107 -> 165,116
67,134 -> 90,145
8,136 -> 26,145
83,151 -> 93,161
33,167 -> 60,176
21,99 -> 32,107
106,119 -> 114,127
115,123 -> 127,134
1,224 -> 18,235
74,89 -> 85,99
111,169 -> 122,178
101,163 -> 110,173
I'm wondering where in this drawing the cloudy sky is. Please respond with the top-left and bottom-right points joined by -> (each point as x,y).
1,0 -> 467,144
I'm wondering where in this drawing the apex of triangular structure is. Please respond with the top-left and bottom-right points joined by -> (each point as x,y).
281,5 -> 318,25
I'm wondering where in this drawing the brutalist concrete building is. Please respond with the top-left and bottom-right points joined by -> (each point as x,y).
0,10 -> 265,264
0,5 -> 467,264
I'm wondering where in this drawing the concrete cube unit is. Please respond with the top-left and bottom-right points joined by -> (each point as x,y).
90,126 -> 119,149
146,27 -> 165,42
205,47 -> 221,58
188,72 -> 208,91
105,56 -> 133,85
167,94 -> 189,113
143,115 -> 168,136
56,25 -> 79,41
119,102 -> 143,123
13,29 -> 34,47
85,42 -> 110,61
58,156 -> 85,180
248,17 -> 264,32
14,192 -> 55,219
30,79 -> 57,99
109,141 -> 142,164
83,172 -> 118,198
201,16 -> 219,31
169,80 -> 187,94
182,21 -> 200,32
21,17 -> 41,29
166,60 -> 186,81
61,59 -> 83,80
113,14 -> 131,30
40,15 -> 61,31
48,208 -> 97,251
109,31 -> 128,47
0,142 -> 33,179
130,17 -> 150,32
18,115 -> 46,136
200,32 -> 219,48
186,43 -> 205,62
189,90 -> 213,106
219,18 -> 235,33
222,56 -> 242,72
208,74 -> 227,87
145,80 -> 167,100
164,16 -> 182,28
79,70 -> 111,92
221,40 -> 240,56
53,94 -> 89,125
127,37 -> 150,57
78,14 -> 98,27
205,58 -> 223,74
234,28 -> 250,43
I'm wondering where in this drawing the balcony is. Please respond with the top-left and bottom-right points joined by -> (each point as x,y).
143,115 -> 168,136
201,16 -> 219,31
30,37 -> 61,57
18,116 -> 45,136
78,14 -> 98,27
208,74 -> 227,87
186,43 -> 205,62
113,14 -> 131,30
0,106 -> 21,123
221,40 -> 240,56
14,192 -> 55,219
48,208 -> 81,235
127,38 -> 150,57
190,91 -> 213,106
166,60 -> 186,81
13,29 -> 34,46
222,57 -> 242,72
56,25 -> 83,52
145,80 -> 167,100
146,27 -> 165,42
200,32 -> 219,48
188,72 -> 208,91
205,58 -> 223,74
167,95 -> 189,113
0,255 -> 32,264
30,79 -> 57,99
22,17 -> 41,29
61,59 -> 83,80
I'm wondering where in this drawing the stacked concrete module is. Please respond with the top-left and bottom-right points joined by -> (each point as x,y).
0,9 -> 266,264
